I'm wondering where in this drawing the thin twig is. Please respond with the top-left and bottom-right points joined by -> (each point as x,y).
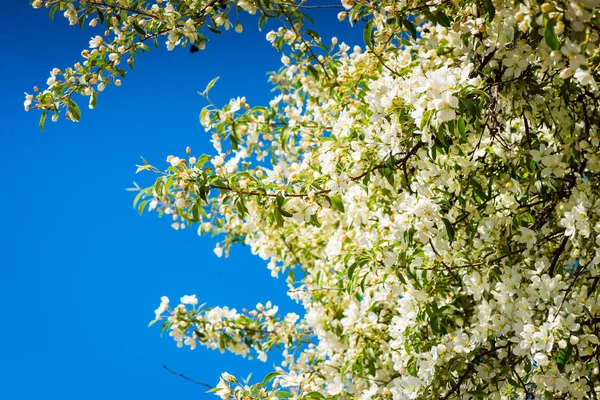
162,364 -> 214,389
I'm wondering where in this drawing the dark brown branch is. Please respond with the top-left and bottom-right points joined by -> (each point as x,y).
548,236 -> 569,276
555,262 -> 589,318
351,141 -> 424,181
511,364 -> 531,398
210,142 -> 423,199
429,239 -> 461,283
280,7 -> 333,81
441,345 -> 507,400
162,364 -> 213,389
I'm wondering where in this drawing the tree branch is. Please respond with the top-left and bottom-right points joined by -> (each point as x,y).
162,364 -> 214,389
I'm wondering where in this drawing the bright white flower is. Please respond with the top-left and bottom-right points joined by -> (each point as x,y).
211,155 -> 224,167
574,69 -> 598,91
518,227 -> 537,249
167,156 -> 182,167
215,378 -> 232,399
327,376 -> 344,395
432,92 -> 459,122
24,93 -> 34,112
154,296 -> 169,317
213,244 -> 223,258
180,294 -> 198,305
534,352 -> 549,366
183,335 -> 196,349
89,35 -> 103,48
108,53 -> 120,65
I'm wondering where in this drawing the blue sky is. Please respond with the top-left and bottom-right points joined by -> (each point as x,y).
0,2 -> 360,399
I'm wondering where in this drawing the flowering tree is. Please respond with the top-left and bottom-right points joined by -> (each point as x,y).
26,0 -> 600,398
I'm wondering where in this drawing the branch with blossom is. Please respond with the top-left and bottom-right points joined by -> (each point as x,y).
27,0 -> 600,398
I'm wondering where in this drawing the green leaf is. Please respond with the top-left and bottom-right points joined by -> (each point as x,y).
435,11 -> 451,28
97,9 -> 105,24
363,19 -> 374,48
235,198 -> 247,218
273,206 -> 284,227
303,392 -> 325,399
305,29 -> 320,41
309,214 -> 321,228
306,64 -> 319,80
208,25 -> 222,34
39,112 -> 47,132
421,109 -> 434,129
423,10 -> 438,25
459,97 -> 477,120
457,117 -> 466,139
276,194 -> 284,208
202,76 -> 220,96
485,0 -> 496,21
524,358 -> 532,374
199,107 -> 210,126
133,190 -> 144,208
258,15 -> 268,31
49,3 -> 59,20
192,202 -> 201,222
442,218 -> 455,243
470,178 -> 487,201
90,91 -> 97,109
132,21 -> 146,35
545,19 -> 560,50
447,119 -> 455,136
137,200 -> 147,215
403,19 -> 417,40
330,195 -> 345,213
557,345 -> 573,372
153,178 -> 162,197
348,4 -> 364,26
347,262 -> 357,280
507,376 -> 520,388
68,101 -> 81,122
195,154 -> 211,168
262,371 -> 280,386
467,391 -> 488,398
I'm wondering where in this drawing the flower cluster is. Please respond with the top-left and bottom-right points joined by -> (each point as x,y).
29,0 -> 600,398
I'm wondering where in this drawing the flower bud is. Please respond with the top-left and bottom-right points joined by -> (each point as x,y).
515,11 -> 525,21
570,335 -> 580,345
221,372 -> 237,383
541,3 -> 555,13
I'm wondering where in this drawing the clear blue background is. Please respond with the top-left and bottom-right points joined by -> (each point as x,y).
0,2 -> 359,398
